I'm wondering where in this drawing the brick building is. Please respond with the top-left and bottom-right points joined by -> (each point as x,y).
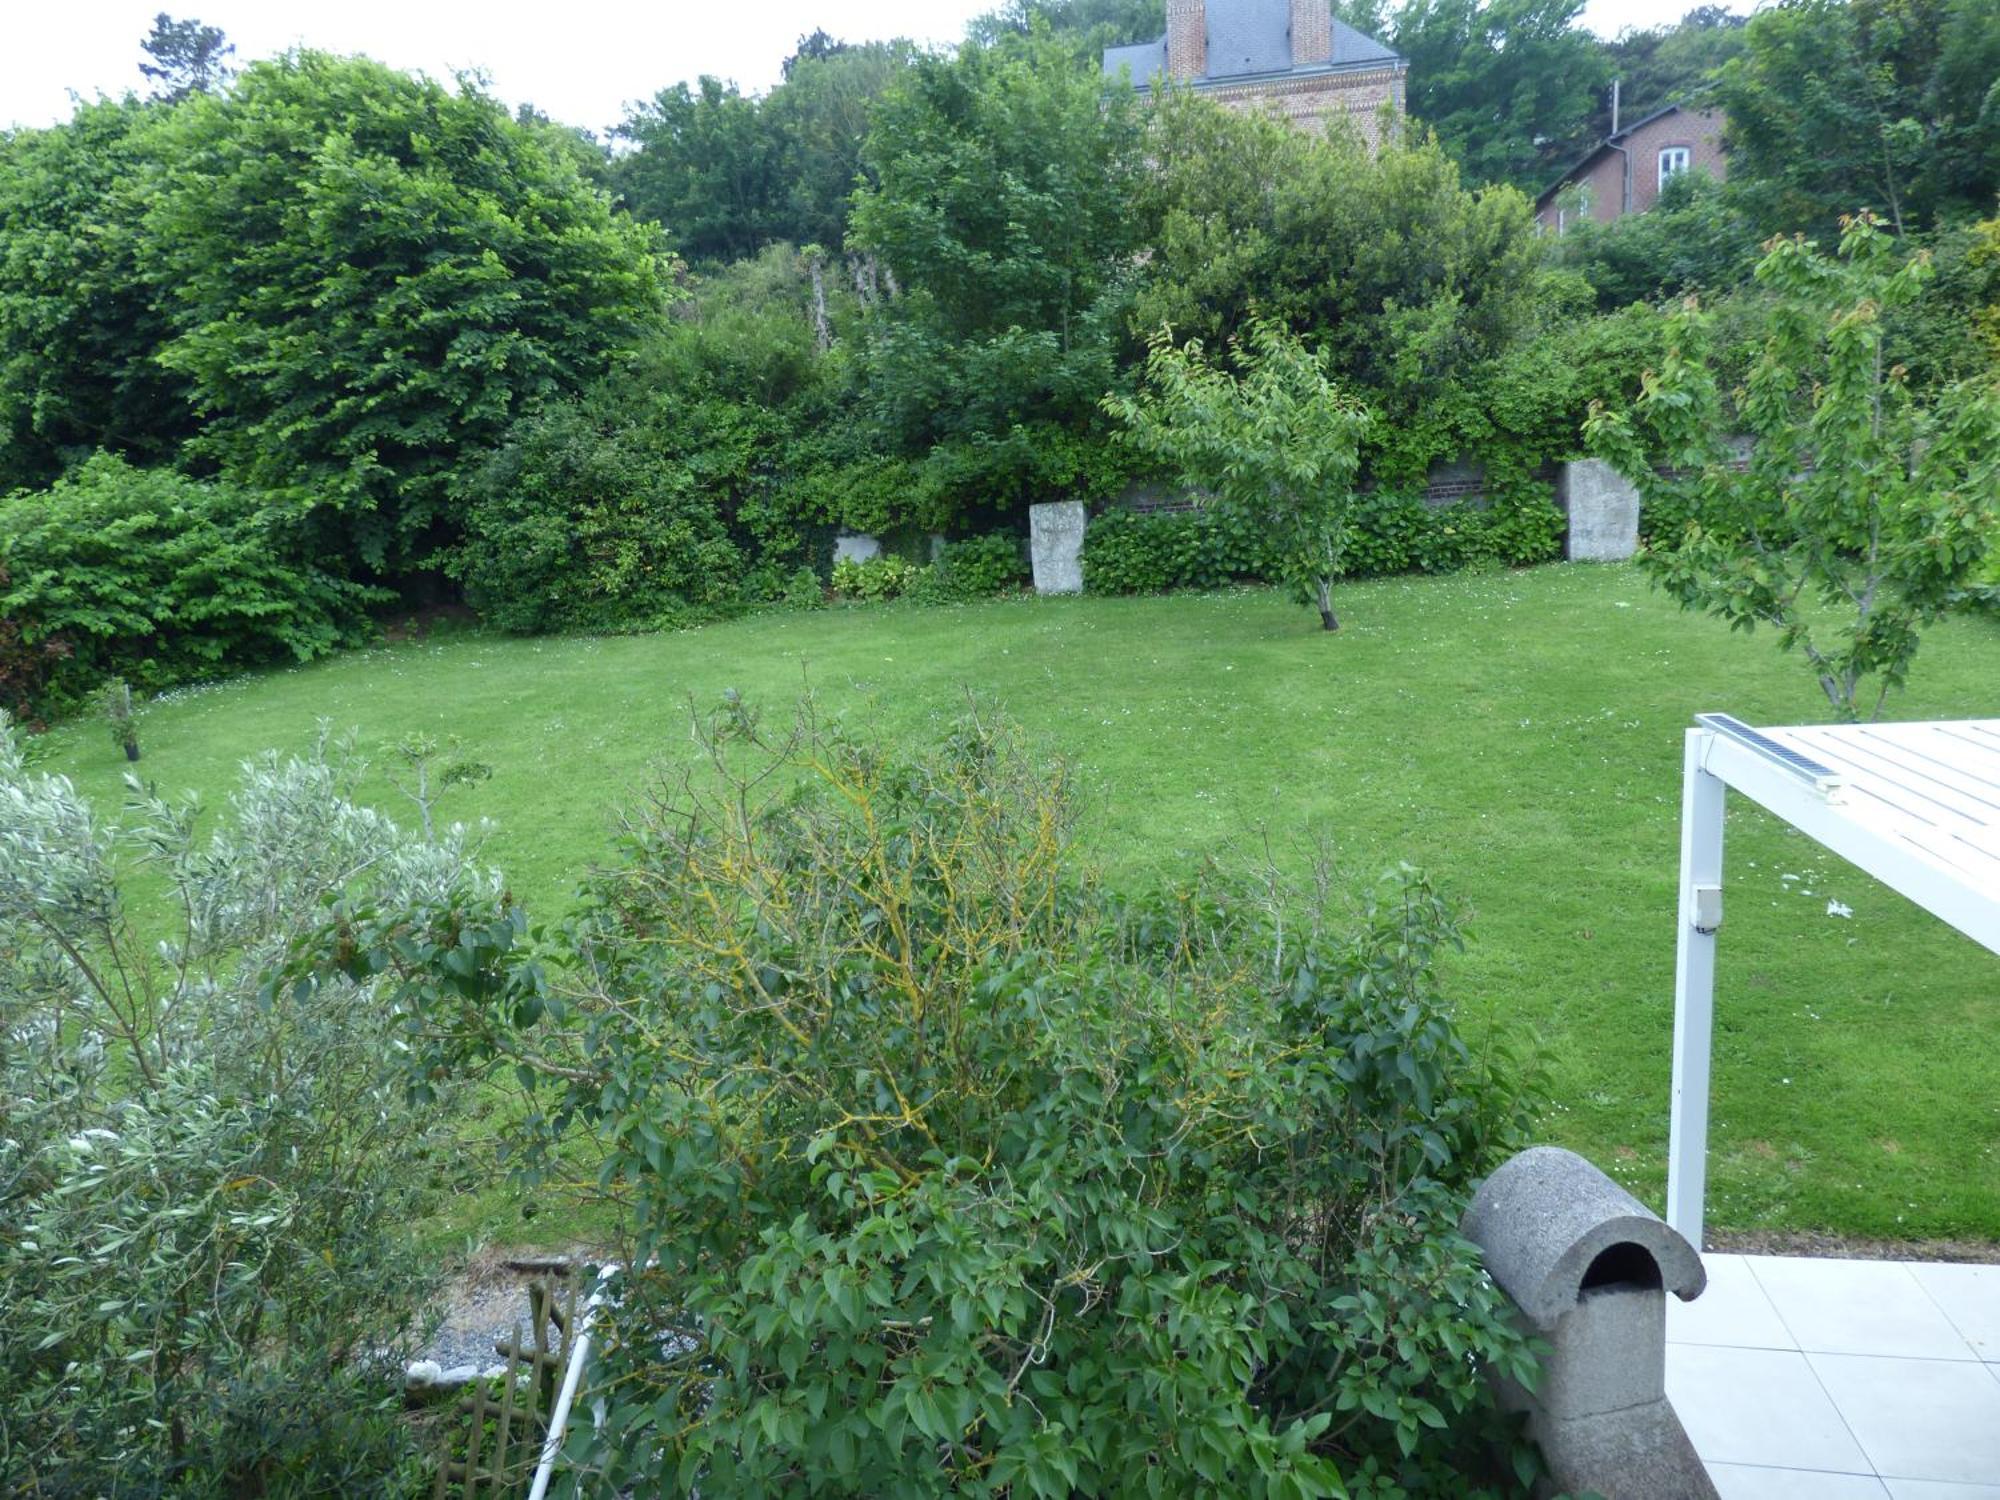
1101,0 -> 1407,145
1533,102 -> 1727,234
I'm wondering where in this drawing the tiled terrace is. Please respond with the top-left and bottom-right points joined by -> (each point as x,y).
1667,1253 -> 2000,1496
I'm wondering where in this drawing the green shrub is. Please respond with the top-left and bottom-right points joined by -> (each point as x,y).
1082,483 -> 1564,597
449,395 -> 745,634
0,454 -> 384,718
0,719 -> 484,1493
903,533 -> 1032,604
366,703 -> 1549,1496
831,553 -> 919,601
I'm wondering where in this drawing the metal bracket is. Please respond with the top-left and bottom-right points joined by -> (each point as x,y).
1692,884 -> 1722,935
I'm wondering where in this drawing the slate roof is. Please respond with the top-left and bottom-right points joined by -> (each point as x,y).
1101,2 -> 1404,87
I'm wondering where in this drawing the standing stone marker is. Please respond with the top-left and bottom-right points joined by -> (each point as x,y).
833,533 -> 883,565
1559,459 -> 1641,562
1029,501 -> 1086,596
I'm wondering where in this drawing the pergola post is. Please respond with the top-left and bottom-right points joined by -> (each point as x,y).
1666,728 -> 1725,1247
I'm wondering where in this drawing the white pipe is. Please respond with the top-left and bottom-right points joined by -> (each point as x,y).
526,1265 -> 618,1500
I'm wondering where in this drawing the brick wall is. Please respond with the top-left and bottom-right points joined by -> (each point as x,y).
1621,108 -> 1726,215
1202,67 -> 1407,147
1536,107 -> 1727,232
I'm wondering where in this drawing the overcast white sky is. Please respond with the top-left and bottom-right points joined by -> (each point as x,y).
3,0 -> 1749,135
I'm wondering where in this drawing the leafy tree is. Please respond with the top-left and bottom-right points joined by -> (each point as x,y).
613,77 -> 780,263
1717,0 -> 2000,236
1552,170 -> 1765,308
848,30 -> 1150,520
0,720 -> 486,1492
1588,5 -> 1748,139
1586,216 -> 2000,719
139,12 -> 235,101
1109,320 -> 1374,631
1135,94 -> 1541,437
0,99 -> 193,492
135,52 -> 670,575
614,44 -> 908,263
1385,0 -> 1611,190
969,0 -> 1167,49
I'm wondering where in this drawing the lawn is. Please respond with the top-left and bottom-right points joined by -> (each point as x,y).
37,564 -> 2000,1246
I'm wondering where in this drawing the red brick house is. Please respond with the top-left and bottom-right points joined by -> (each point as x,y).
1534,102 -> 1727,234
1102,0 -> 1407,147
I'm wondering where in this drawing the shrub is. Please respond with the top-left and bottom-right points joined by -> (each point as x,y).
450,395 -> 745,634
903,533 -> 1031,604
831,553 -> 919,601
366,703 -> 1548,1496
1082,482 -> 1564,596
0,454 -> 384,718
0,719 -> 490,1493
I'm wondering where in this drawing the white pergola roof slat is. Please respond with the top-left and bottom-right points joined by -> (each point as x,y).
1665,715 -> 2000,1247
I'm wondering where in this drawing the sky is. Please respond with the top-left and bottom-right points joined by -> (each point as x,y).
3,0 -> 1750,135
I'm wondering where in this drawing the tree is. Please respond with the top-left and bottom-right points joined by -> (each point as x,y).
1717,0 -> 2000,237
1585,215 -> 2000,720
1134,93 -> 1541,449
614,44 -> 908,263
848,30 -> 1150,519
135,52 -> 670,575
1552,169 -> 1764,308
1108,320 -> 1374,631
613,77 -> 780,263
1589,6 -> 1748,139
1386,0 -> 1611,190
0,99 -> 194,492
138,12 -> 235,101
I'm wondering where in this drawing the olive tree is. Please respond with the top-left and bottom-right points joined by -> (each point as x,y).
1586,215 -> 2000,720
1107,319 -> 1374,631
0,718 -> 494,1492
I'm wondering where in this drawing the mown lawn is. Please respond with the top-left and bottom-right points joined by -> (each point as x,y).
38,564 -> 2000,1245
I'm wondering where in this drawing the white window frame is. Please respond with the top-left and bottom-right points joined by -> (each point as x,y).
1658,146 -> 1692,190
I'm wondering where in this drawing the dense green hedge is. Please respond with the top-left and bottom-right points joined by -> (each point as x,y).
1082,484 -> 1565,596
0,455 -> 384,718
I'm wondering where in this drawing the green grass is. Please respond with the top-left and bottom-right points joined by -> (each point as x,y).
38,565 -> 2000,1245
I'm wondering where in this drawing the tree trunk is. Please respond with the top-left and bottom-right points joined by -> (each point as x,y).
1315,578 -> 1340,633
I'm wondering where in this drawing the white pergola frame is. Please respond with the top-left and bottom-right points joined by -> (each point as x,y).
1667,714 -> 2000,1248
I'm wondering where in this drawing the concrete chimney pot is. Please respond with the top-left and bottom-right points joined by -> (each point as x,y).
1461,1146 -> 1719,1500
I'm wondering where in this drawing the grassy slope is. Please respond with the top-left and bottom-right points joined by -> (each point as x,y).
41,565 -> 2000,1244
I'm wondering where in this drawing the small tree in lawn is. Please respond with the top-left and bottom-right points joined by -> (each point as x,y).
1586,214 -> 2000,721
1107,319 -> 1373,631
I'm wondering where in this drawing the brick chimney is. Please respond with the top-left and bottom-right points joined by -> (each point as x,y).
1292,0 -> 1333,66
1166,0 -> 1207,79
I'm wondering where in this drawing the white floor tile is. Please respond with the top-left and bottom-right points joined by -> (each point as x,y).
1672,1253 -> 1798,1350
1749,1257 -> 1980,1360
1668,1343 -> 1871,1473
1884,1482 -> 2000,1499
1812,1352 -> 2000,1485
1908,1263 -> 2000,1361
1709,1463 -> 1888,1498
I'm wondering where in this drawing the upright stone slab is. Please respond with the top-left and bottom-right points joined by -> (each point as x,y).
833,533 -> 882,565
1030,501 -> 1086,596
1559,459 -> 1641,562
1462,1147 -> 1716,1500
